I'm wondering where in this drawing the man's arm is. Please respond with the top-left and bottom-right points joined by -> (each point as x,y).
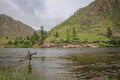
31,52 -> 37,55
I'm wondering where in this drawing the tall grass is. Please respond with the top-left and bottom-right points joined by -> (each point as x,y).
0,63 -> 68,80
0,64 -> 44,80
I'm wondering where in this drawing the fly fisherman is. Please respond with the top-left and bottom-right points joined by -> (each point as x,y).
26,51 -> 37,64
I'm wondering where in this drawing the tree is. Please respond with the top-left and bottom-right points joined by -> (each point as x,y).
54,32 -> 59,38
7,40 -> 12,45
26,36 -> 30,40
72,27 -> 77,40
5,36 -> 9,40
31,31 -> 39,44
107,27 -> 112,38
66,28 -> 70,41
39,26 -> 47,44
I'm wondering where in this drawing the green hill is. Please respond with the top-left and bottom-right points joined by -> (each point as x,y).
50,0 -> 120,41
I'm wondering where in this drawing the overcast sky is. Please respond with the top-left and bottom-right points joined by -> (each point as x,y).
0,0 -> 94,31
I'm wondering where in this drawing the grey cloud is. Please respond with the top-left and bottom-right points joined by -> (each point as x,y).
13,0 -> 47,15
0,0 -> 94,30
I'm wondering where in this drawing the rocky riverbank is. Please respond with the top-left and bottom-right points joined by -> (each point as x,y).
32,42 -> 98,48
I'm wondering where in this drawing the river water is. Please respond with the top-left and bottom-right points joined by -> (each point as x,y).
0,48 -> 120,80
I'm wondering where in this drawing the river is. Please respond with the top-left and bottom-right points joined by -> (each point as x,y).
0,48 -> 120,80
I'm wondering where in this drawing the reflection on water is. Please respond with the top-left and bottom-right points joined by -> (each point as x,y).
27,63 -> 32,73
0,48 -> 120,80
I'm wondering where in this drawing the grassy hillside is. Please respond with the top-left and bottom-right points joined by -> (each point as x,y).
50,0 -> 120,41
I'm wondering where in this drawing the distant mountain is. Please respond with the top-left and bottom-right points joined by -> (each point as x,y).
51,0 -> 120,37
0,14 -> 34,39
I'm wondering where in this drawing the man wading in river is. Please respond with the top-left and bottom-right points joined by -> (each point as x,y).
26,51 -> 36,64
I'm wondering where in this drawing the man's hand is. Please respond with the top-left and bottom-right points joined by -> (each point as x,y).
32,52 -> 37,55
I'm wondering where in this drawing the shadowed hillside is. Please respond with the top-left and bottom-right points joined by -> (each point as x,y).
0,14 -> 34,39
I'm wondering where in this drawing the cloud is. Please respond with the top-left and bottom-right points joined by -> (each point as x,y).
0,0 -> 94,31
13,0 -> 47,15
